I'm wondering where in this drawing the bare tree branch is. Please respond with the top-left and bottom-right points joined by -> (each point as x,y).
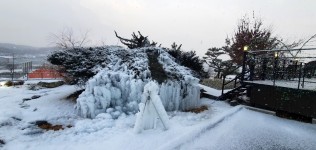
49,27 -> 90,49
114,31 -> 152,49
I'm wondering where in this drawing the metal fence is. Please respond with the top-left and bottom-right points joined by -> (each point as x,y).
0,62 -> 32,80
244,48 -> 316,89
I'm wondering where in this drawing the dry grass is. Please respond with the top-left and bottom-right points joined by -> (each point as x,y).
200,78 -> 240,90
38,123 -> 64,131
185,105 -> 208,113
36,121 -> 73,131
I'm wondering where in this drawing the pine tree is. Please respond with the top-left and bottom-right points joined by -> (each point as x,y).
166,42 -> 206,78
204,47 -> 225,78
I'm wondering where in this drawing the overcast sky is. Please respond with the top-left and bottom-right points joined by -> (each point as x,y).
0,0 -> 316,56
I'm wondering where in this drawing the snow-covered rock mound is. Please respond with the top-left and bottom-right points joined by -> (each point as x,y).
76,47 -> 200,118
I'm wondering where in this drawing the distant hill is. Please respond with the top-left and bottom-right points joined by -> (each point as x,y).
0,43 -> 56,55
0,43 -> 59,67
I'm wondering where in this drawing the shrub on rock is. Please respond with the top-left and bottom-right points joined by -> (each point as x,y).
76,47 -> 201,119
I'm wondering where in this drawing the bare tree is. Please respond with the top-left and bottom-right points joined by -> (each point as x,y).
114,31 -> 156,49
49,28 -> 90,49
5,64 -> 15,73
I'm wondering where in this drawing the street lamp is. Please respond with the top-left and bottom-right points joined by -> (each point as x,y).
243,45 -> 249,51
273,52 -> 279,86
274,52 -> 279,58
241,45 -> 249,82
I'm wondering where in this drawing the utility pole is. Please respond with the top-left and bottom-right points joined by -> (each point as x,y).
11,53 -> 15,81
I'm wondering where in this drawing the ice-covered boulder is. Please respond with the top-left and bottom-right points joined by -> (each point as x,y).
76,47 -> 200,118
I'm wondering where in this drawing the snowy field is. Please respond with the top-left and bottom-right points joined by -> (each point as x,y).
1,81 -> 316,150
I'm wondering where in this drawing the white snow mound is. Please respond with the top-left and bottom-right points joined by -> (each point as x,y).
76,47 -> 200,118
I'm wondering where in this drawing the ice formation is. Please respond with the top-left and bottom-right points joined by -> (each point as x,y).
134,81 -> 170,133
76,47 -> 200,119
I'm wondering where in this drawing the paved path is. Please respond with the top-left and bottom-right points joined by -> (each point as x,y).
178,109 -> 316,150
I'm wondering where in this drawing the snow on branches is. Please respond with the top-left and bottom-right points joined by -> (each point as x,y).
75,47 -> 200,119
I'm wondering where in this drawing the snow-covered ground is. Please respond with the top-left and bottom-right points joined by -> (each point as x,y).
199,84 -> 231,97
246,79 -> 316,90
179,109 -> 316,150
1,81 -> 316,150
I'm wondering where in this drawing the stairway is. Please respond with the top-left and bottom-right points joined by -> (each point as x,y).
220,84 -> 251,106
219,68 -> 252,106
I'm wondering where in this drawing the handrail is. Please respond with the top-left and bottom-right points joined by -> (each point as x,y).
225,65 -> 242,76
221,70 -> 250,95
220,58 -> 253,95
248,47 -> 316,53
224,70 -> 250,86
220,47 -> 316,98
221,59 -> 253,83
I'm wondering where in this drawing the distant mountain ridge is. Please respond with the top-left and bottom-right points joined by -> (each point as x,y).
0,43 -> 56,55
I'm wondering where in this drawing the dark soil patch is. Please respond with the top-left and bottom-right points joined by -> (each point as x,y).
13,80 -> 24,86
0,139 -> 5,145
34,120 -> 72,131
66,125 -> 73,128
37,81 -> 65,88
147,52 -> 168,84
11,117 -> 22,121
38,123 -> 64,131
66,89 -> 85,101
185,105 -> 208,113
3,81 -> 13,86
31,95 -> 41,99
22,98 -> 32,101
1,80 -> 25,87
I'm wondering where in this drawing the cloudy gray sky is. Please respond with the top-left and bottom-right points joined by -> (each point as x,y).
0,0 -> 316,56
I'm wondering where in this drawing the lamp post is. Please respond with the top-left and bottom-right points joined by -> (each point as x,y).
302,63 -> 305,88
241,46 -> 249,82
298,62 -> 303,89
273,52 -> 279,86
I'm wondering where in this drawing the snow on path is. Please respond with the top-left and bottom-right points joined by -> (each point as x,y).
178,108 -> 316,150
157,106 -> 243,150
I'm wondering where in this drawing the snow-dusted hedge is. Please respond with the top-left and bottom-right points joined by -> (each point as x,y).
48,46 -> 123,85
76,47 -> 200,119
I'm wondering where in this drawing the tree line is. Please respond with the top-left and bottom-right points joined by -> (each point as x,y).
48,14 -> 316,85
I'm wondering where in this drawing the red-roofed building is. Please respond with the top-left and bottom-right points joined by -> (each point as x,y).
28,68 -> 63,79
